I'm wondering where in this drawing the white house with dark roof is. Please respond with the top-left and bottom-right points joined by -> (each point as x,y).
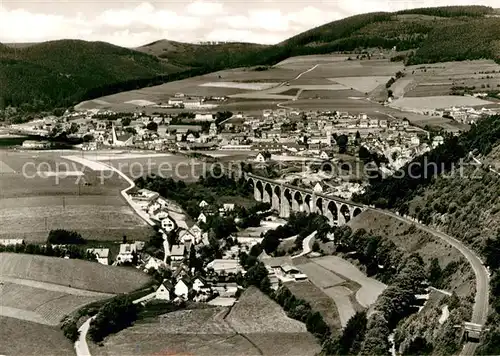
175,277 -> 192,299
193,277 -> 210,292
86,248 -> 110,265
156,280 -> 174,301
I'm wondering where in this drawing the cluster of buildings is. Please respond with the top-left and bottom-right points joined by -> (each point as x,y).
163,93 -> 225,109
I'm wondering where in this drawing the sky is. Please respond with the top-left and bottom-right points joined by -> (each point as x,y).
0,0 -> 497,47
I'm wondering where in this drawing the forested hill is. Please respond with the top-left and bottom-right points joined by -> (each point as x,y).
277,6 -> 500,65
355,114 -> 500,353
1,5 -> 500,114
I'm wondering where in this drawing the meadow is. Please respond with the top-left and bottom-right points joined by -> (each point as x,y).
0,253 -> 152,293
0,150 -> 210,241
90,288 -> 320,356
284,280 -> 342,330
0,316 -> 74,355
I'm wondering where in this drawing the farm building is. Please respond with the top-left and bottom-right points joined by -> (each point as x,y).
117,244 -> 136,263
207,259 -> 243,274
197,212 -> 207,224
86,248 -> 110,265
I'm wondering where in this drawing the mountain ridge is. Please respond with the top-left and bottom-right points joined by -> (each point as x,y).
1,5 -> 499,114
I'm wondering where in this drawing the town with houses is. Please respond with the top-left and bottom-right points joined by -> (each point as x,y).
3,94 -> 497,308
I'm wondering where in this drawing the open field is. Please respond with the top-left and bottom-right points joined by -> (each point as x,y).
323,286 -> 358,328
329,76 -> 391,93
285,280 -> 342,330
390,95 -> 494,111
0,149 -> 210,241
0,149 -> 150,242
0,279 -> 105,325
294,256 -> 381,327
276,54 -> 350,66
0,253 -> 152,294
72,55 -> 483,131
296,261 -> 345,288
91,288 -> 320,356
226,286 -> 308,334
312,256 -> 387,308
0,316 -> 74,355
199,81 -> 280,90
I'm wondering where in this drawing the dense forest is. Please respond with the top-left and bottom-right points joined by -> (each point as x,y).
1,6 -> 499,112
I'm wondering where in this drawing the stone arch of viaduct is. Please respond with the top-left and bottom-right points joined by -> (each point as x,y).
247,174 -> 365,226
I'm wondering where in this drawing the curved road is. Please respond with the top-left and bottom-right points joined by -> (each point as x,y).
374,209 -> 489,356
75,315 -> 96,356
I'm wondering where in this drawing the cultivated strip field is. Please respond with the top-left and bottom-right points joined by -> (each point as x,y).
199,82 -> 280,90
226,286 -> 307,334
0,253 -> 152,294
0,281 -> 104,325
329,76 -> 391,93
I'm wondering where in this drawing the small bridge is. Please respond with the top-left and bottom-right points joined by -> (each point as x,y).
245,173 -> 367,226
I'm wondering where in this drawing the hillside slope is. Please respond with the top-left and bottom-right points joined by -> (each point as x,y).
0,253 -> 152,294
0,40 -> 184,111
136,40 -> 268,69
356,115 -> 500,353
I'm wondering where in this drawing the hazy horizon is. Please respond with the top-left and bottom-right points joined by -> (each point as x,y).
1,1 -> 498,48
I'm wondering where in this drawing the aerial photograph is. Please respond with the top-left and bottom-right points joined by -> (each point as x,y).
1,0 -> 500,355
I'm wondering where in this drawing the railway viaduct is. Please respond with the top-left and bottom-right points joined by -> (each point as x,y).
245,173 -> 366,225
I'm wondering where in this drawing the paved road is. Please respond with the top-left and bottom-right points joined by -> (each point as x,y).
375,209 -> 489,356
296,231 -> 317,257
75,315 -> 96,356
